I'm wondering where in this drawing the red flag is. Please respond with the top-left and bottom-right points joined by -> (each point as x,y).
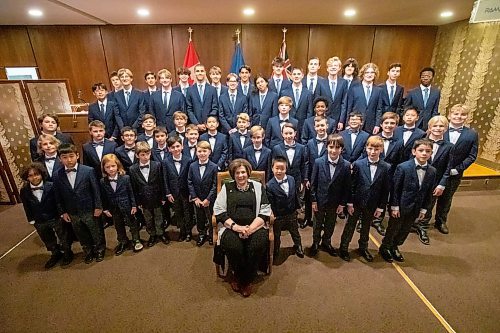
278,40 -> 292,79
183,40 -> 200,85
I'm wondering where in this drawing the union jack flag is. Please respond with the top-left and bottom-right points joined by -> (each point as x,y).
278,39 -> 292,79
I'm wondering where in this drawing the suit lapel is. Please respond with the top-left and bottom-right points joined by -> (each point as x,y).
73,167 -> 84,189
360,162 -> 372,184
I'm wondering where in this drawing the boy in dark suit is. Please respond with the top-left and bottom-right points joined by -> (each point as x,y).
20,162 -> 73,268
310,134 -> 351,257
88,82 -> 123,140
143,71 -> 158,103
394,106 -> 426,161
129,142 -> 168,247
379,63 -> 404,117
169,111 -> 188,144
404,67 -> 440,130
137,114 -> 157,149
339,112 -> 370,163
199,115 -> 228,171
267,156 -> 304,259
108,71 -> 122,100
341,58 -> 360,90
209,66 -> 228,99
237,65 -> 253,97
114,68 -> 146,132
249,75 -> 278,127
301,97 -> 336,144
339,136 -> 391,262
379,139 -> 437,263
187,141 -> 218,246
34,133 -> 64,181
151,126 -> 169,162
173,67 -> 191,97
53,144 -> 104,264
186,64 -> 219,133
228,113 -> 252,162
265,96 -> 299,147
244,125 -> 272,180
163,136 -> 193,241
280,67 -> 313,135
30,113 -> 73,161
303,57 -> 326,98
82,120 -> 117,179
435,104 -> 478,234
268,56 -> 292,95
219,73 -> 249,134
320,56 -> 348,129
183,124 -> 200,161
115,127 -> 138,172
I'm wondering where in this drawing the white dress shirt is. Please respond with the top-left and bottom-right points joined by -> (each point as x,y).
276,176 -> 289,196
139,163 -> 150,182
65,164 -> 78,189
30,181 -> 44,202
328,156 -> 339,179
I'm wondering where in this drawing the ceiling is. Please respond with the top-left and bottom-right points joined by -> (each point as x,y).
0,0 -> 474,26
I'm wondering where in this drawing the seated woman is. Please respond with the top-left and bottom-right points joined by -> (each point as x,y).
214,159 -> 271,297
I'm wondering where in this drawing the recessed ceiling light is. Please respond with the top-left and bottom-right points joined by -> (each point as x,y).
137,8 -> 150,17
344,9 -> 356,17
243,8 -> 255,16
28,9 -> 43,17
440,11 -> 453,18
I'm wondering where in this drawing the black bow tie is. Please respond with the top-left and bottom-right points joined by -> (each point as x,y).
449,127 -> 463,133
156,148 -> 168,153
431,139 -> 444,145
329,161 -> 338,167
189,145 -> 196,149
199,163 -> 208,167
31,186 -> 43,191
176,131 -> 185,136
316,138 -> 327,144
416,165 -> 428,171
368,161 -> 378,166
348,129 -> 359,135
254,148 -> 262,152
66,168 -> 76,173
208,134 -> 217,139
109,179 -> 117,183
144,135 -> 153,140
279,119 -> 288,123
278,178 -> 288,185
44,157 -> 56,161
382,136 -> 394,142
173,158 -> 182,163
92,141 -> 104,147
403,127 -> 415,132
125,147 -> 135,152
285,144 -> 296,150
140,165 -> 149,169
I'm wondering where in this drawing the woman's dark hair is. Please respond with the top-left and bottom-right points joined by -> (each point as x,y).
228,159 -> 252,180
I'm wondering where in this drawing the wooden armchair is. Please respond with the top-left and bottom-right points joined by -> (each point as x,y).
211,170 -> 274,278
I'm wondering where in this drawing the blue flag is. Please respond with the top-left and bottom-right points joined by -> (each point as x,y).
229,41 -> 245,74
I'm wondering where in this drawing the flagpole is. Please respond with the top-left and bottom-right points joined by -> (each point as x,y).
188,26 -> 193,42
235,28 -> 241,44
282,27 -> 287,42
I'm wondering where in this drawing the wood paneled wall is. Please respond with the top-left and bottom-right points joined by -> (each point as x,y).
0,24 -> 437,102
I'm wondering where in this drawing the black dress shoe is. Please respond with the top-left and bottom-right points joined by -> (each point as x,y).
61,252 -> 74,266
436,223 -> 449,234
339,249 -> 351,262
320,243 -> 338,257
379,247 -> 393,263
295,245 -> 305,258
185,233 -> 192,242
147,236 -> 157,247
45,251 -> 63,269
358,248 -> 374,262
84,252 -> 94,264
208,237 -> 214,246
95,251 -> 105,262
178,233 -> 186,242
309,243 -> 319,257
114,243 -> 127,256
416,228 -> 430,245
160,234 -> 170,245
390,247 -> 405,262
372,222 -> 386,236
196,235 -> 207,247
103,220 -> 114,229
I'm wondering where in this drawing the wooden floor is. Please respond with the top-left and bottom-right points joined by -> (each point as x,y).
1,190 -> 499,332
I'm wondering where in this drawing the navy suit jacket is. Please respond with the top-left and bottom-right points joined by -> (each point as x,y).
378,83 -> 404,116
33,155 -> 64,181
162,154 -> 192,198
112,88 -> 146,130
129,160 -> 164,208
53,164 -> 102,215
186,83 -> 219,125
429,140 -> 453,187
349,158 -> 391,211
243,145 -> 272,180
317,77 -> 348,124
237,82 -> 254,97
305,138 -> 327,178
148,89 -> 186,131
265,116 -> 299,148
87,99 -> 123,138
115,145 -> 138,172
82,140 -> 117,179
212,84 -> 228,100
339,129 -> 370,162
30,132 -> 73,161
183,141 -> 199,162
444,127 -> 478,176
248,90 -> 278,127
268,76 -> 292,95
343,84 -> 383,133
300,116 -> 336,144
100,175 -> 136,212
266,176 -> 300,217
375,136 -> 404,174
187,160 -> 218,202
272,143 -> 309,184
218,91 -> 249,133
310,155 -> 351,209
20,181 -> 59,223
394,126 -> 427,161
390,159 -> 436,216
281,86 -> 314,132
301,76 -> 326,98
142,89 -> 157,108
200,132 -> 228,170
228,132 -> 252,162
151,146 -> 169,162
404,86 -> 440,130
173,85 -> 190,98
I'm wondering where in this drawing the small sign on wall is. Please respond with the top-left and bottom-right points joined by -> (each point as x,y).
470,0 -> 500,23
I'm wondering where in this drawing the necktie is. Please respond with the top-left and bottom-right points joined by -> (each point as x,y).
365,86 -> 371,104
347,79 -> 352,89
182,87 -> 187,96
32,186 -> 43,191
423,87 -> 429,107
124,147 -> 135,152
92,141 -> 104,147
330,81 -> 336,99
278,178 -> 288,185
276,79 -> 281,93
329,161 -> 338,167
164,91 -> 169,109
198,84 -> 204,102
109,179 -> 117,183
309,78 -> 314,92
295,88 -> 300,107
230,94 -> 235,108
260,94 -> 265,108
416,165 -> 428,171
389,85 -> 395,104
45,157 -> 56,161
243,85 -> 248,95
140,165 -> 149,169
100,103 -> 105,115
285,144 -> 296,150
125,91 -> 130,106
449,127 -> 463,133
66,168 -> 76,173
